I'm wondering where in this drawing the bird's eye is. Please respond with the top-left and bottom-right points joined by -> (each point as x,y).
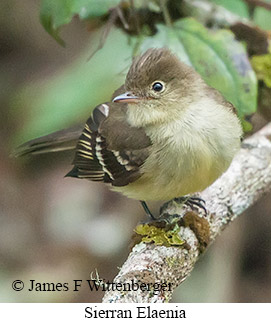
152,82 -> 164,92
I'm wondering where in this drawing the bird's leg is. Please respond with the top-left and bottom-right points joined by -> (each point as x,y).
140,201 -> 157,220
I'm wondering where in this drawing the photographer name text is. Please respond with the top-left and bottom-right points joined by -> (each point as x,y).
12,279 -> 173,295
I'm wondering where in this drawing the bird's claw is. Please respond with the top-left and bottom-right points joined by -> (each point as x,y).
173,196 -> 207,216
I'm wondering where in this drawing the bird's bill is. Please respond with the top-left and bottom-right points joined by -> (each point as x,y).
112,92 -> 141,103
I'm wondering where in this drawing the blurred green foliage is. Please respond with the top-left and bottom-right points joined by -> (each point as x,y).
254,5 -> 271,31
12,28 -> 134,144
40,0 -> 121,44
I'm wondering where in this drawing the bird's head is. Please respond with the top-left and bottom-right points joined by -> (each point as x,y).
113,48 -> 205,127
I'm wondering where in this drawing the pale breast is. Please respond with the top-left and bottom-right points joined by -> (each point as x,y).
113,99 -> 242,201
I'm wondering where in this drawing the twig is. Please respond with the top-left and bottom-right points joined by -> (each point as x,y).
102,122 -> 271,302
116,6 -> 129,30
180,0 -> 250,27
243,0 -> 271,11
160,0 -> 172,27
87,8 -> 119,61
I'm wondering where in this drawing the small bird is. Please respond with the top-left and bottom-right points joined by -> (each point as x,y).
16,48 -> 243,217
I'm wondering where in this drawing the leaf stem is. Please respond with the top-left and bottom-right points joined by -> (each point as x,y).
159,0 -> 172,27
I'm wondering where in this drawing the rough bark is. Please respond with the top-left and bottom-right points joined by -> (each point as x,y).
102,123 -> 271,303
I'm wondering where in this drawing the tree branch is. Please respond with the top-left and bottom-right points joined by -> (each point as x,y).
243,0 -> 271,12
179,0 -> 270,55
102,122 -> 271,303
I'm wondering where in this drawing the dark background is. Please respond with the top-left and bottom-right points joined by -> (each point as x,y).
0,0 -> 271,302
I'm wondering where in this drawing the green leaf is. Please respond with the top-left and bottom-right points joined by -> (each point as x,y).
254,6 -> 271,31
132,0 -> 162,12
140,18 -> 257,118
74,0 -> 121,20
140,24 -> 192,66
40,0 -> 121,44
251,49 -> 271,88
241,119 -> 253,133
209,0 -> 249,19
40,0 -> 74,45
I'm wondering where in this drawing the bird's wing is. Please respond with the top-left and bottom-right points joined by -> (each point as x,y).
66,102 -> 152,187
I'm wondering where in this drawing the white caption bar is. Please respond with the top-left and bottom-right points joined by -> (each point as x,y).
0,303 -> 269,323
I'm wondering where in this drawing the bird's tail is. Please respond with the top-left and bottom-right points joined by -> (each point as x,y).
13,124 -> 84,157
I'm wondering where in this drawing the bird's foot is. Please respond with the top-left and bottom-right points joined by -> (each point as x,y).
139,200 -> 174,225
174,196 -> 207,216
160,196 -> 207,216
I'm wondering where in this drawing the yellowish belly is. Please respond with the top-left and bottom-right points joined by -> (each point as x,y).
112,145 -> 232,201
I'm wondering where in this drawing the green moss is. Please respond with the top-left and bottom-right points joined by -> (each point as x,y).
251,46 -> 271,88
135,223 -> 184,247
